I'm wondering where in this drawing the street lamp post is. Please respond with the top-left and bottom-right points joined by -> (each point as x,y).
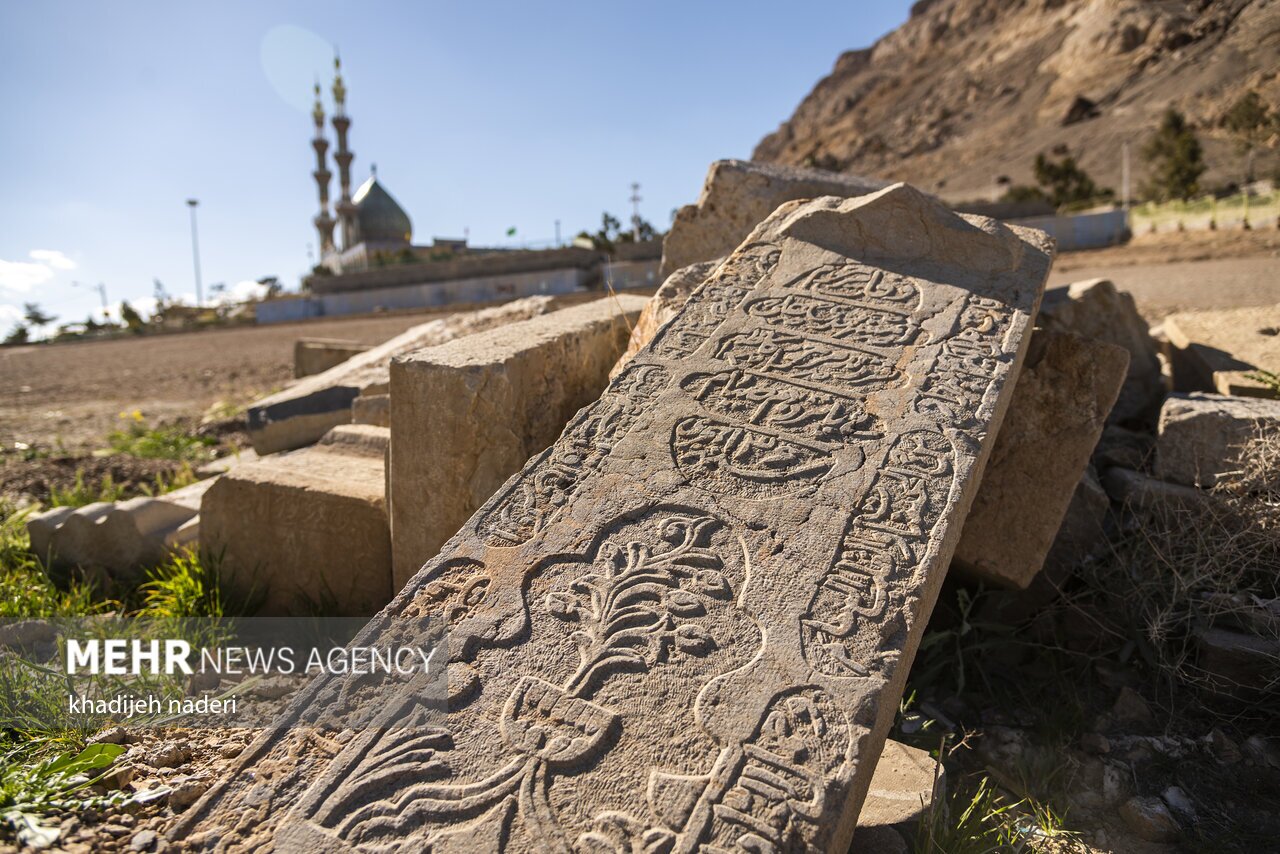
186,199 -> 204,307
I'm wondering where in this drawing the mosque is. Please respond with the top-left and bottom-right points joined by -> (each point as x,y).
261,55 -> 658,324
308,55 -> 456,275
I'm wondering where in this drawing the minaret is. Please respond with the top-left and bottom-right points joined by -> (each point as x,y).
310,81 -> 336,255
331,51 -> 358,250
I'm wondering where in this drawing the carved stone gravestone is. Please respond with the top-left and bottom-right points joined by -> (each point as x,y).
177,184 -> 1051,852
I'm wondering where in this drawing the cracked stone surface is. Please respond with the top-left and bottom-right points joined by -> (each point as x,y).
176,184 -> 1050,852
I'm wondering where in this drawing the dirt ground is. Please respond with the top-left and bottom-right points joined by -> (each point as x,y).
0,292 -> 618,453
1,232 -> 1276,455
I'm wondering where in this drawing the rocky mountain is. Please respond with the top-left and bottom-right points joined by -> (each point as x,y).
754,0 -> 1280,203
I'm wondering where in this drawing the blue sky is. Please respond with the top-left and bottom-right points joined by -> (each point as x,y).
0,1 -> 912,333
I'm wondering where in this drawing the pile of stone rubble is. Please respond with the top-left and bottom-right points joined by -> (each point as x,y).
26,161 -> 1279,852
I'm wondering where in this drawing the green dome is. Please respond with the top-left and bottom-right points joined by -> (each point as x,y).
352,176 -> 412,244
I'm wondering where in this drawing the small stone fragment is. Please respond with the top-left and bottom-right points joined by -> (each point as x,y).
1162,785 -> 1195,818
1111,686 -> 1155,727
1119,795 -> 1181,842
129,829 -> 159,852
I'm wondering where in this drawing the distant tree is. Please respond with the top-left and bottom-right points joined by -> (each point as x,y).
577,211 -> 657,252
1223,91 -> 1275,183
1031,152 -> 1112,208
119,300 -> 145,333
84,314 -> 101,332
256,276 -> 283,298
208,282 -> 227,298
22,302 -> 56,328
1000,184 -> 1047,204
1142,109 -> 1206,201
153,278 -> 169,308
3,324 -> 28,345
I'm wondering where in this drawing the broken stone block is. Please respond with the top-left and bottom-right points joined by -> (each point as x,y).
977,466 -> 1110,626
26,479 -> 212,576
953,330 -> 1128,588
660,158 -> 889,277
389,295 -> 646,591
200,425 -> 392,616
612,259 -> 722,376
1196,626 -> 1280,697
1155,392 -> 1280,488
350,393 -> 390,427
247,296 -> 555,455
858,739 -> 944,836
1163,304 -> 1280,399
176,184 -> 1051,851
293,338 -> 370,379
1038,278 -> 1163,425
1101,467 -> 1207,514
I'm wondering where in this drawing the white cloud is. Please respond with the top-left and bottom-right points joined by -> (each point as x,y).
207,280 -> 270,306
28,249 -> 76,271
0,249 -> 78,294
0,304 -> 21,326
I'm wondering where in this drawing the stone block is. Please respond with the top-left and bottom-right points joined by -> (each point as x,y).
200,426 -> 392,616
351,393 -> 390,427
293,338 -> 370,379
1038,278 -> 1163,425
1163,305 -> 1280,399
26,479 -> 212,577
660,158 -> 889,277
247,296 -> 555,455
1155,392 -> 1280,487
389,295 -> 646,591
177,184 -> 1050,851
953,330 -> 1128,588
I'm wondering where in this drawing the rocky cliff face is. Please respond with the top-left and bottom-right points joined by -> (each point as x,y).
754,0 -> 1279,202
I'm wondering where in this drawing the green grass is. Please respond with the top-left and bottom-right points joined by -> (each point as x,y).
138,547 -> 227,620
47,471 -> 127,509
106,418 -> 215,463
0,743 -> 130,848
0,503 -> 99,618
1245,368 -> 1280,395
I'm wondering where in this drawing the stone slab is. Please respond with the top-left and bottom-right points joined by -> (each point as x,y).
619,300 -> 1126,591
177,184 -> 1050,852
294,338 -> 370,379
1038,278 -> 1162,426
661,159 -> 889,277
200,426 -> 392,616
1163,304 -> 1280,399
26,479 -> 213,577
1155,391 -> 1280,488
953,330 -> 1128,588
389,295 -> 646,591
247,296 -> 555,455
612,259 -> 723,376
